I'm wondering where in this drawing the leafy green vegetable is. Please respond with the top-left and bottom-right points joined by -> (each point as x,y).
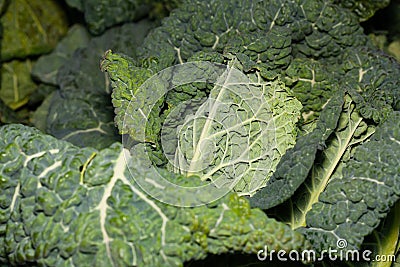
0,0 -> 68,61
369,34 -> 400,63
31,90 -> 55,132
290,95 -> 376,230
167,65 -> 302,196
106,0 -> 383,146
254,96 -> 400,254
27,84 -> 57,109
0,59 -> 37,110
1,0 -> 400,265
388,40 -> 400,62
103,1 -> 400,259
249,91 -> 345,209
31,25 -> 91,86
365,201 -> 400,267
100,51 -> 154,141
340,47 -> 400,122
43,91 -> 119,150
33,21 -> 155,150
65,0 -> 178,35
0,124 -> 309,266
299,110 -> 400,251
283,57 -> 341,122
334,0 -> 390,21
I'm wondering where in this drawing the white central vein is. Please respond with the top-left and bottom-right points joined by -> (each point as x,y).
61,124 -> 107,140
187,66 -> 234,175
120,150 -> 169,247
95,149 -> 170,265
95,151 -> 125,266
10,183 -> 20,212
23,149 -> 60,167
38,161 -> 62,179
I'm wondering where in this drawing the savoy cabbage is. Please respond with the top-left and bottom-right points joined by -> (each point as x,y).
0,124 -> 309,266
102,0 -> 400,262
1,0 -> 400,266
167,74 -> 301,196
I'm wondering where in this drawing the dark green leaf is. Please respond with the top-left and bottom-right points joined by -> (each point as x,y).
0,124 -> 310,266
0,0 -> 68,61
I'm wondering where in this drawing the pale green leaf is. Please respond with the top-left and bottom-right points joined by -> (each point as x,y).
169,66 -> 301,196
